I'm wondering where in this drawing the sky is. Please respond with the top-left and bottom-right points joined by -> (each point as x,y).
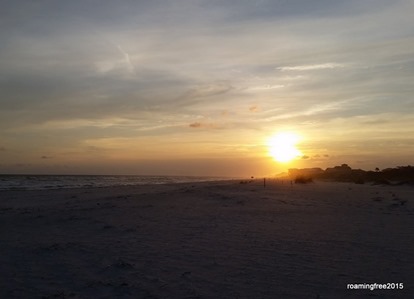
1,0 -> 414,176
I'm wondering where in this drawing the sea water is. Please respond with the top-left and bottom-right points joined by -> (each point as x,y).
0,174 -> 230,190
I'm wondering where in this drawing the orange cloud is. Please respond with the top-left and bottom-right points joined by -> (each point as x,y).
188,122 -> 217,129
189,122 -> 202,128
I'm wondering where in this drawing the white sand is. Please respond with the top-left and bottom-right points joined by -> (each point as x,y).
0,180 -> 413,298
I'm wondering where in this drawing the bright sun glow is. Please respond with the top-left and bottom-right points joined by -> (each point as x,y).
268,132 -> 302,163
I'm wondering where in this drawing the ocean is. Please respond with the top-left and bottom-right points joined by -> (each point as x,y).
0,174 -> 231,191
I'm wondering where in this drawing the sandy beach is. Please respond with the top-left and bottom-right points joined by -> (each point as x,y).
0,180 -> 413,298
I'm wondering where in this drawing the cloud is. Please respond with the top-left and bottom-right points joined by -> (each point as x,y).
189,122 -> 217,129
360,119 -> 390,125
95,43 -> 136,75
249,106 -> 258,112
189,122 -> 202,128
116,45 -> 135,73
247,84 -> 284,91
178,82 -> 233,104
277,63 -> 345,71
41,155 -> 53,159
296,154 -> 331,161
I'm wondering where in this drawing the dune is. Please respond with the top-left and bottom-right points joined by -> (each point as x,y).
0,180 -> 412,298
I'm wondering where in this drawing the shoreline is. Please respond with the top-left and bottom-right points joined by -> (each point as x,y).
2,176 -> 413,193
0,174 -> 239,192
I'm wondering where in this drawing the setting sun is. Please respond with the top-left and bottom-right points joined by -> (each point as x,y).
268,132 -> 302,163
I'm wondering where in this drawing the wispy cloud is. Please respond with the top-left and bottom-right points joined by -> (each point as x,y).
277,63 -> 345,71
182,82 -> 233,99
246,84 -> 284,91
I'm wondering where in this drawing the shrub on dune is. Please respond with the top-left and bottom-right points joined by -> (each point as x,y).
294,176 -> 313,184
